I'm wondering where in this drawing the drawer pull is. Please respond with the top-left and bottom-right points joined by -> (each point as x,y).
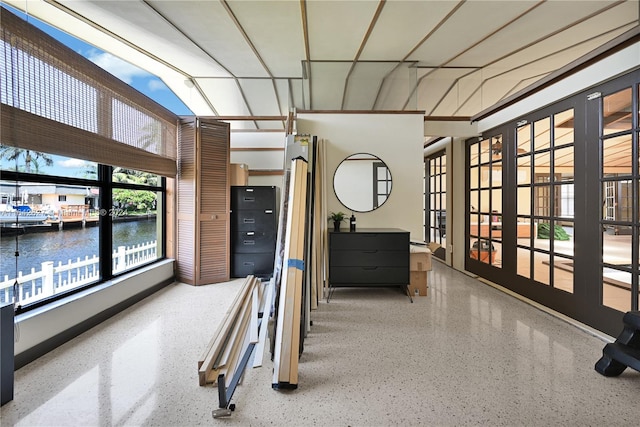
363,250 -> 378,254
363,266 -> 378,270
243,240 -> 255,245
243,197 -> 255,202
243,218 -> 255,223
246,232 -> 255,236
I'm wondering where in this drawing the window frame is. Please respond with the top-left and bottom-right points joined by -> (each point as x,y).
1,164 -> 166,314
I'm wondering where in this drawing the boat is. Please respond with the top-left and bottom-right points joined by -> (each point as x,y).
0,206 -> 50,226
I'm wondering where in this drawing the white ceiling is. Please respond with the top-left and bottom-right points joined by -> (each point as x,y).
5,0 -> 640,131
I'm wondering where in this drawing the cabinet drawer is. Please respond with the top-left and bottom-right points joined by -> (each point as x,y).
231,210 -> 276,232
330,232 -> 407,251
232,231 -> 276,253
231,252 -> 275,278
329,266 -> 409,286
231,186 -> 275,210
329,250 -> 408,268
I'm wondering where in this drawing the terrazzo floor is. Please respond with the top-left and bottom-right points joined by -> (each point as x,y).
2,261 -> 640,426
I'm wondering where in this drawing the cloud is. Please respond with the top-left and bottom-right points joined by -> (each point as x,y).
58,159 -> 92,168
85,49 -> 150,84
147,79 -> 168,92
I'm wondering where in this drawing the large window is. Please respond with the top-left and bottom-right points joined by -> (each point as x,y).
0,9 -> 174,312
0,152 -> 165,311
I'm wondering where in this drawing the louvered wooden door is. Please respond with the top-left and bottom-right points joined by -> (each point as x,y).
198,119 -> 230,284
177,118 -> 230,285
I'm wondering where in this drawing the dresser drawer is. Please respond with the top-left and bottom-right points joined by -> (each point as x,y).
329,250 -> 408,268
329,266 -> 409,286
330,232 -> 407,251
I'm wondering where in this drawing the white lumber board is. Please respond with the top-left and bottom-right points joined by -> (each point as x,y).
250,284 -> 259,344
252,278 -> 274,368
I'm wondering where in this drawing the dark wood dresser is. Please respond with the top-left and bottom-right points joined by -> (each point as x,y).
328,228 -> 410,292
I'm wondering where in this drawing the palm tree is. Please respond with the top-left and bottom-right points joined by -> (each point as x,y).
0,146 -> 53,173
113,167 -> 158,186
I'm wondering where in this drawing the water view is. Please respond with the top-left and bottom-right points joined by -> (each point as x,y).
1,219 -> 157,305
1,219 -> 156,276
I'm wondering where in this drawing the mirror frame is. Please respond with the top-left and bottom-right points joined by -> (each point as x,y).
333,152 -> 392,213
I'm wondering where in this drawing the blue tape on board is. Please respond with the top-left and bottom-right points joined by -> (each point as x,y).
286,258 -> 305,271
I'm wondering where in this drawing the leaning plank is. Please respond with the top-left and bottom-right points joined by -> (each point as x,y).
288,160 -> 309,384
283,157 -> 306,383
198,276 -> 255,369
215,285 -> 255,369
272,157 -> 308,389
252,278 -> 274,368
214,294 -> 254,385
198,276 -> 256,386
250,284 -> 259,344
311,138 -> 325,310
222,312 -> 253,389
203,277 -> 257,385
272,161 -> 300,386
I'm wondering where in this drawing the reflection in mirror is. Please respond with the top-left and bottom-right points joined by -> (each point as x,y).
333,153 -> 391,212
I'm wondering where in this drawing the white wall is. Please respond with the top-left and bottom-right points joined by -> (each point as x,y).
14,260 -> 174,360
230,131 -> 286,172
297,113 -> 424,240
230,130 -> 285,189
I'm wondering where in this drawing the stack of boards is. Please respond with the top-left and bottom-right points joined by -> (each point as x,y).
197,275 -> 273,388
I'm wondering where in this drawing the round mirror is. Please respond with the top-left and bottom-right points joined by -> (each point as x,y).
333,153 -> 392,213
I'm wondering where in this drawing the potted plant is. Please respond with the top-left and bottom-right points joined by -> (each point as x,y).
328,211 -> 346,232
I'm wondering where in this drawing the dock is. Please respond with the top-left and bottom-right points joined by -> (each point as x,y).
45,205 -> 99,229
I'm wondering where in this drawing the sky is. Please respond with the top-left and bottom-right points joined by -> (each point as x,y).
1,4 -> 193,178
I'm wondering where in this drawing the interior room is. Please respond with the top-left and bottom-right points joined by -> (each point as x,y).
1,1 -> 639,425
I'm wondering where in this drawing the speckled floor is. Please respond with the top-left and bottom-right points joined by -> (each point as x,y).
2,261 -> 639,426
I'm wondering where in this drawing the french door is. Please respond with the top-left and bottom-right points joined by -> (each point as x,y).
466,69 -> 639,336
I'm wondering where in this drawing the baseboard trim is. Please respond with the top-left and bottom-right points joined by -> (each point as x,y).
475,276 -> 615,344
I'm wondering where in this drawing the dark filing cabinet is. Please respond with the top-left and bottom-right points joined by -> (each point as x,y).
230,186 -> 277,278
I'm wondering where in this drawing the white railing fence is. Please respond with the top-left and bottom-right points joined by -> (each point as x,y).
0,241 -> 157,306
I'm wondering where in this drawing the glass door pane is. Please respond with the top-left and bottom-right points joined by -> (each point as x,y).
600,88 -> 636,311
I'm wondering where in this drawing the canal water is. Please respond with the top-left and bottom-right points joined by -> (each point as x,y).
0,219 -> 157,280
